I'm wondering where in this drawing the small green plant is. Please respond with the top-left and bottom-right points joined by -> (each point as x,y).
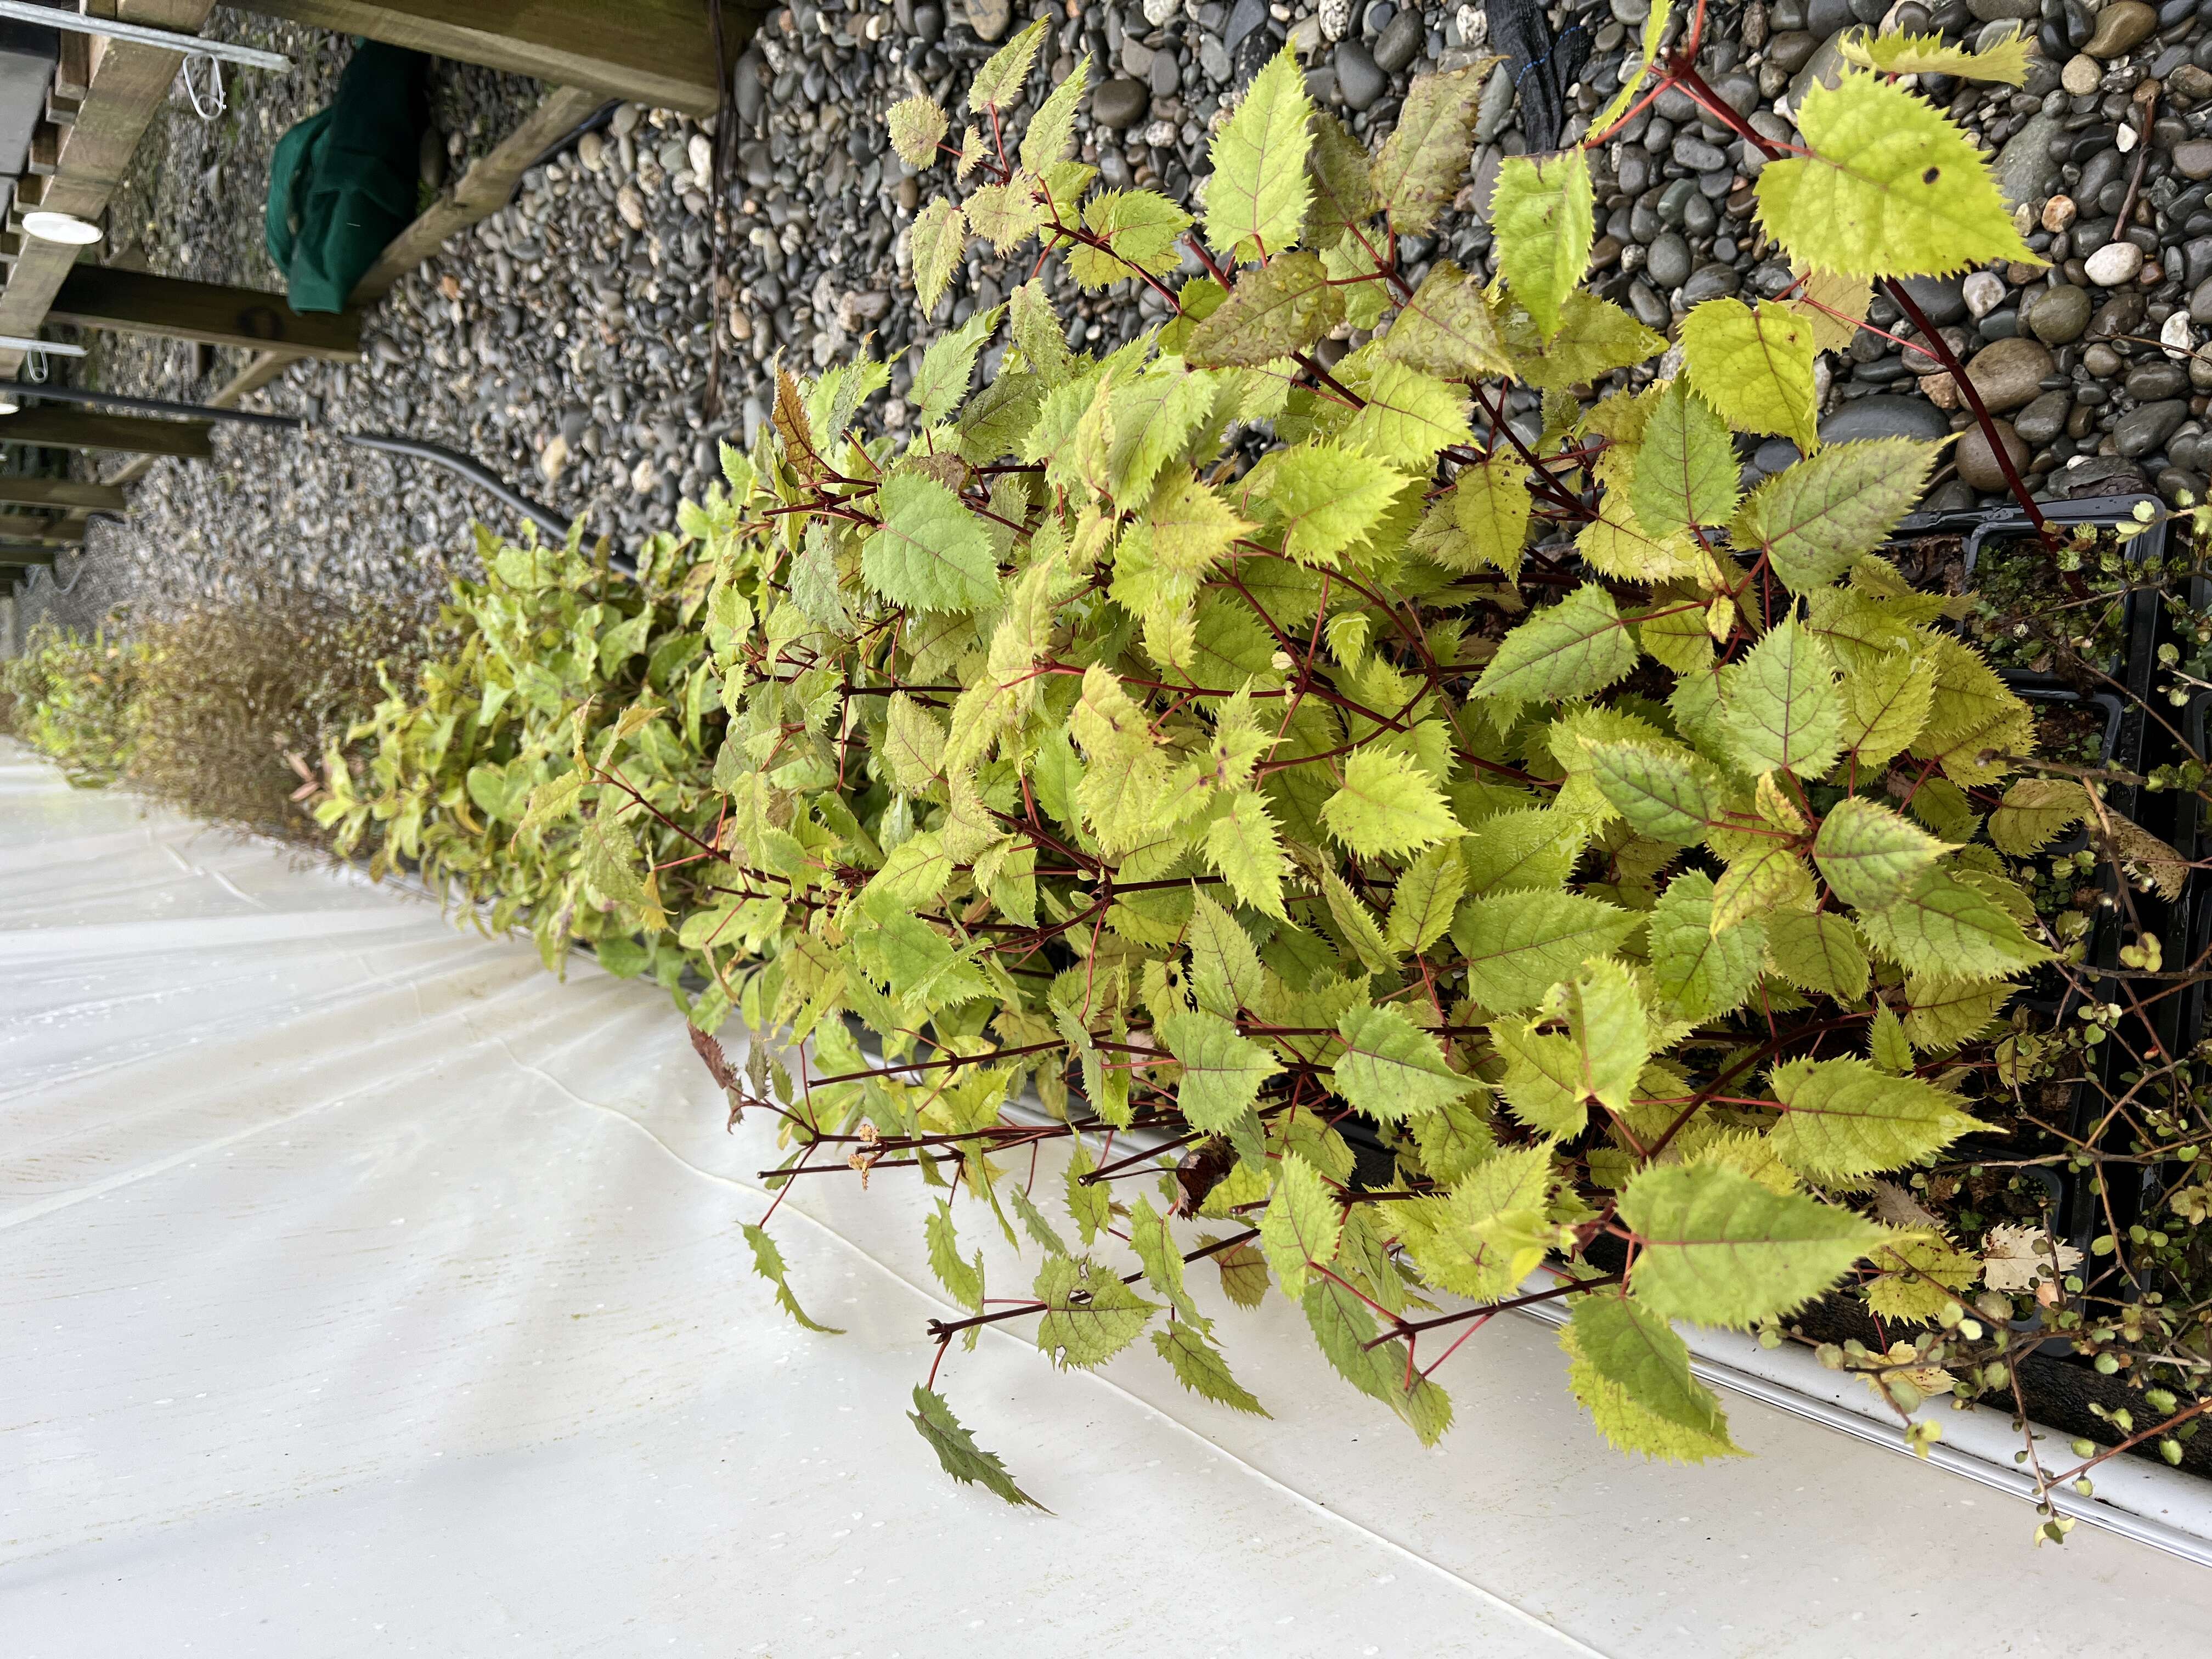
454,8 -> 2212,1525
3,620 -> 140,787
314,528 -> 733,994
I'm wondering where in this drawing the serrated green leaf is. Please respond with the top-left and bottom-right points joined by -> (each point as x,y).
1766,1055 -> 1984,1178
1214,1234 -> 1271,1306
1304,110 -> 1375,244
1398,1142 -> 1556,1301
1452,889 -> 1644,1013
927,1201 -> 985,1312
1988,777 -> 2091,856
1205,44 -> 1312,261
1711,840 -> 1819,932
1472,582 -> 1641,706
1386,842 -> 1467,955
967,168 -> 1048,253
1147,468 -> 1254,576
970,17 -> 1048,111
1765,909 -> 1872,1001
862,471 -> 1000,612
1205,789 -> 1291,918
1633,377 -> 1739,538
1733,439 -> 1943,591
1158,1006 -> 1280,1130
1682,296 -> 1819,453
1369,61 -> 1490,235
1316,863 -> 1400,975
1130,1194 -> 1208,1330
909,1386 -> 1049,1509
744,1222 -> 846,1334
1239,439 -> 1408,565
911,195 -> 967,314
1568,1292 -> 1739,1443
1449,453 -> 1531,577
1620,1163 -> 1881,1327
1070,187 -> 1194,287
1019,55 -> 1089,171
1185,249 -> 1345,367
1494,957 -> 1649,1133
1064,1136 -> 1111,1244
1333,1003 -> 1474,1121
1814,794 -> 1947,911
1855,865 -> 2053,981
888,94 -> 949,169
1582,738 -> 1729,842
1756,70 -> 2035,277
1488,148 -> 1594,341
1561,1316 -> 1745,1463
1154,1323 -> 1269,1414
1839,26 -> 2029,83
1035,1254 -> 1158,1368
1336,356 -> 1475,469
911,303 -> 1003,428
1257,1152 -> 1342,1299
1376,258 -> 1514,379
1649,870 -> 1768,1023
1721,617 -> 1842,778
1322,747 -> 1463,856
1837,648 -> 1935,768
1497,290 -> 1667,391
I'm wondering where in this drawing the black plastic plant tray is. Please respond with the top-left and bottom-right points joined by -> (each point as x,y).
1884,493 -> 2164,706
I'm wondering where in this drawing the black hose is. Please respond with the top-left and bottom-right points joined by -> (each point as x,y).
341,430 -> 631,575
0,381 -> 306,430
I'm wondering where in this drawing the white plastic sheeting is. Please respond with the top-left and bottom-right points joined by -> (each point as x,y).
7,738 -> 2212,1657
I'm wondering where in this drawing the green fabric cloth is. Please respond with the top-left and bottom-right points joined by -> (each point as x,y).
265,41 -> 428,314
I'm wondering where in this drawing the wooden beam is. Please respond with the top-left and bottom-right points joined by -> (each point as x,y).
227,0 -> 761,117
105,351 -> 297,488
0,545 -> 60,565
0,477 -> 127,512
47,267 -> 363,361
352,83 -> 610,305
0,407 -> 214,459
0,2 -> 220,377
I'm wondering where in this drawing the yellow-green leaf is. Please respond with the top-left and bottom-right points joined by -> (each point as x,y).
1488,148 -> 1595,341
1205,44 -> 1312,262
1681,296 -> 1819,453
1755,70 -> 2035,277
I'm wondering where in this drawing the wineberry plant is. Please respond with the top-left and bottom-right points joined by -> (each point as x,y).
511,2 -> 2210,1523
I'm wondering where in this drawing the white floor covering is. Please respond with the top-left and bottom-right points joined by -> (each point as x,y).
6,739 -> 2212,1657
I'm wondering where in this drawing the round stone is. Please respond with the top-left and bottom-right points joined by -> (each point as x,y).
1956,420 -> 2030,491
2083,0 -> 2156,56
2084,240 -> 2146,285
1336,40 -> 1387,109
1093,77 -> 1151,129
1818,394 -> 1954,442
2116,398 -> 2191,457
1374,8 -> 1424,72
2041,195 -> 2078,233
964,0 -> 1013,42
2014,389 -> 2073,445
1963,335 -> 2056,410
1962,271 -> 2007,318
2027,284 -> 2092,343
1646,230 -> 1692,289
2061,53 -> 2102,93
2173,139 -> 2212,180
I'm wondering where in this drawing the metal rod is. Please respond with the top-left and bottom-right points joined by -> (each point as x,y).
0,380 -> 304,430
339,431 -> 631,572
0,335 -> 86,357
0,3 -> 291,72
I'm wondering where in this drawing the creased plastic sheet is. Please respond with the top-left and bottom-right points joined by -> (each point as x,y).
5,740 -> 2212,1658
